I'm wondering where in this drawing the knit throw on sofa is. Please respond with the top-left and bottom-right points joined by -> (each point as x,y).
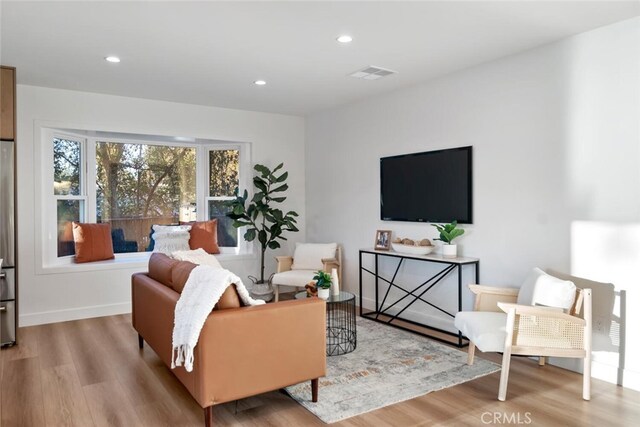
171,265 -> 265,372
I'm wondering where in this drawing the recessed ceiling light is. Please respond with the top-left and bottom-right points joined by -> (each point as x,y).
105,56 -> 121,63
336,35 -> 353,43
254,80 -> 266,86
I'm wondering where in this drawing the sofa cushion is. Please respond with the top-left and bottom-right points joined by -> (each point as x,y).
291,243 -> 337,271
148,253 -> 179,288
171,261 -> 198,293
170,261 -> 241,309
72,222 -> 115,263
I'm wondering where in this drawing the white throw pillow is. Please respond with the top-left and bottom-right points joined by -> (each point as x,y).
291,243 -> 338,271
153,230 -> 191,255
516,267 -> 546,305
152,224 -> 191,233
532,274 -> 576,310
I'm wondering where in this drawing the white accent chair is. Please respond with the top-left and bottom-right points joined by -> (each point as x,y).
272,243 -> 342,302
454,268 -> 593,401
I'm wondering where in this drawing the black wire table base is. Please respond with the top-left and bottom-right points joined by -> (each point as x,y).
295,291 -> 357,356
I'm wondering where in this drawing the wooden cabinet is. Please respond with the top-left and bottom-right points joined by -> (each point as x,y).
0,66 -> 16,141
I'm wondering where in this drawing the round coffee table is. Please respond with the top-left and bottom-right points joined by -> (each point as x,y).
295,291 -> 357,356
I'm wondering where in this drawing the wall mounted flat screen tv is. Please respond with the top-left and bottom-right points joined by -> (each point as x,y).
380,146 -> 473,224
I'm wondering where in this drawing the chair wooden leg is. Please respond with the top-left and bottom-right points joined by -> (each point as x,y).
467,342 -> 475,365
204,406 -> 214,427
538,356 -> 545,366
498,349 -> 512,401
583,353 -> 591,400
274,285 -> 279,302
499,308 -> 516,401
138,334 -> 144,349
311,378 -> 319,403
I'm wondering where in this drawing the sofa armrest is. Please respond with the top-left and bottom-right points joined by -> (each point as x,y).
275,256 -> 293,273
194,298 -> 326,407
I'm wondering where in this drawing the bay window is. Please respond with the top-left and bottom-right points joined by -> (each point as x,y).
43,129 -> 249,265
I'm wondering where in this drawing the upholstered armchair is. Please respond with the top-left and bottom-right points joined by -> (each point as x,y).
272,243 -> 342,302
454,268 -> 593,401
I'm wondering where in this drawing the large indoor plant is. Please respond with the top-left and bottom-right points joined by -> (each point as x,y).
432,220 -> 465,258
226,163 -> 299,300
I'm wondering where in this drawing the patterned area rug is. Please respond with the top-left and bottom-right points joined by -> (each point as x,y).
286,317 -> 499,424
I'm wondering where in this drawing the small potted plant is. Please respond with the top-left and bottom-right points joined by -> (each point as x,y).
432,220 -> 465,258
313,270 -> 332,300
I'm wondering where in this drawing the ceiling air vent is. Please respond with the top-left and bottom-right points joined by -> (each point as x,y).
349,66 -> 397,80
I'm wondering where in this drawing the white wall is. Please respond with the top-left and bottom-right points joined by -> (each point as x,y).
16,85 -> 306,326
306,17 -> 639,389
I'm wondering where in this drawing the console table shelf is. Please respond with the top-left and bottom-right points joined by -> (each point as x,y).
358,248 -> 479,347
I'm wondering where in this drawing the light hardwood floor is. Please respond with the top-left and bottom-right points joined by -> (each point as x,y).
1,312 -> 639,427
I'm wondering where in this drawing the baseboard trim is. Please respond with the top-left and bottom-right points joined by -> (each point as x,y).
19,302 -> 132,326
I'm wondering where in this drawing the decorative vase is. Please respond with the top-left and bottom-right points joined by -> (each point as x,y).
442,244 -> 457,258
249,281 -> 274,302
318,288 -> 330,300
331,268 -> 340,296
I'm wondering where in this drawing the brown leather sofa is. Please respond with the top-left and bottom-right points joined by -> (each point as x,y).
132,253 -> 326,426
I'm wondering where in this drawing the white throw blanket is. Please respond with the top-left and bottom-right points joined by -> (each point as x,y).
171,265 -> 265,372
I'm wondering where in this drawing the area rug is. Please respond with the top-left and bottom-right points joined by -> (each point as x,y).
285,317 -> 499,424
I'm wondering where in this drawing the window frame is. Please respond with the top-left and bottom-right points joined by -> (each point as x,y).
202,143 -> 251,255
50,133 -> 88,259
39,127 -> 252,268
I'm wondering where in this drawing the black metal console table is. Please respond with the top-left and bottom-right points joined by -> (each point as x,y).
359,248 -> 479,347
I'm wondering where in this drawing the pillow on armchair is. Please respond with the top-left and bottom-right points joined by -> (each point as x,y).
291,243 -> 338,271
517,267 -> 576,310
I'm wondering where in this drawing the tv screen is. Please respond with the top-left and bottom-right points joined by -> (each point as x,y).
380,146 -> 472,224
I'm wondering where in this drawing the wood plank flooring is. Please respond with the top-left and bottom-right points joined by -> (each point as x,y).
1,312 -> 639,427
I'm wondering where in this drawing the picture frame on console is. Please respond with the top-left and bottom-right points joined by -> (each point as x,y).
375,230 -> 391,250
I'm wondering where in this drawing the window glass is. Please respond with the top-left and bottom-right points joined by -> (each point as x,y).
96,142 -> 196,253
57,200 -> 83,257
209,149 -> 239,197
53,138 -> 81,195
208,149 -> 240,247
208,200 -> 238,247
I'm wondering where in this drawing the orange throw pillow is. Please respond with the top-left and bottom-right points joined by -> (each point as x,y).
72,222 -> 115,263
181,220 -> 220,254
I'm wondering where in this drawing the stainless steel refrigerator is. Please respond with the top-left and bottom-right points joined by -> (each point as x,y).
1,140 -> 17,346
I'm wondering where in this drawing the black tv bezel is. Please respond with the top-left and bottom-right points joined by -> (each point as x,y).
380,146 -> 473,224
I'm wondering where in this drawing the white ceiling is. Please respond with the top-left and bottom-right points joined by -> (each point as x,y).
2,1 -> 639,116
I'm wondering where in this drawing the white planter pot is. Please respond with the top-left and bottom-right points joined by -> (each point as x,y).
318,288 -> 330,300
250,282 -> 274,302
442,244 -> 457,258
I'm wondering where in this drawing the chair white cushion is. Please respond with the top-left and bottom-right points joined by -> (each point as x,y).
272,270 -> 317,287
517,267 -> 577,310
532,274 -> 576,310
455,311 -> 508,353
516,267 -> 546,305
291,243 -> 337,271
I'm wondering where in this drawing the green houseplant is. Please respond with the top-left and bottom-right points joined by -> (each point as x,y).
432,221 -> 465,258
313,270 -> 332,300
226,163 -> 299,298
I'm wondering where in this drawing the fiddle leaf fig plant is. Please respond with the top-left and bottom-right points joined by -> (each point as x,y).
226,163 -> 299,284
432,220 -> 465,244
